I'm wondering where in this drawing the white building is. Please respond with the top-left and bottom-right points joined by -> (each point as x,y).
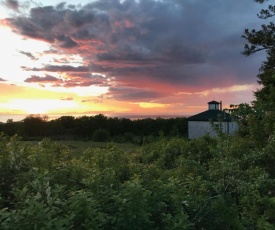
187,101 -> 238,139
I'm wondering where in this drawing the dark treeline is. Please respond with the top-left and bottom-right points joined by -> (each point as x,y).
0,114 -> 188,143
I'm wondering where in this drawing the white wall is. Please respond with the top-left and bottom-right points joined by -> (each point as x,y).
188,121 -> 238,139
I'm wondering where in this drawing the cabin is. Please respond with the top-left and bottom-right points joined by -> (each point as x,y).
187,100 -> 238,139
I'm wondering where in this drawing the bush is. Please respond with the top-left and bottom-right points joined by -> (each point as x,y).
0,133 -> 274,229
92,129 -> 111,142
123,132 -> 134,143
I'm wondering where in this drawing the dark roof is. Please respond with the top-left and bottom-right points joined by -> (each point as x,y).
187,110 -> 231,121
208,100 -> 220,104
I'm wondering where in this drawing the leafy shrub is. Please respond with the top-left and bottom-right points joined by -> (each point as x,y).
0,133 -> 274,229
92,129 -> 111,142
123,132 -> 134,143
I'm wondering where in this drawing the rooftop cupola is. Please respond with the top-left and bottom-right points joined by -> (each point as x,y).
208,100 -> 220,110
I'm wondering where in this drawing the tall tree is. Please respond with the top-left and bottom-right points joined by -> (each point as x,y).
242,0 -> 275,143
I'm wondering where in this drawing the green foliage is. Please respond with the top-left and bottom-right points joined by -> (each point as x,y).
1,114 -> 188,142
93,129 -> 111,142
242,0 -> 275,146
0,128 -> 274,229
111,178 -> 153,229
123,132 -> 134,143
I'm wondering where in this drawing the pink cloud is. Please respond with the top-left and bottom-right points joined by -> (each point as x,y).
4,0 -> 264,107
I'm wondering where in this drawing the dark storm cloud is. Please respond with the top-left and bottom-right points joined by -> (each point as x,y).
22,65 -> 89,72
106,86 -> 166,101
43,65 -> 89,72
56,35 -> 78,48
22,65 -> 110,87
6,0 -> 265,101
64,7 -> 95,27
24,73 -> 107,88
19,51 -> 37,60
23,65 -> 108,87
4,0 -> 19,10
72,29 -> 96,40
62,78 -> 105,88
24,74 -> 61,83
52,57 -> 70,64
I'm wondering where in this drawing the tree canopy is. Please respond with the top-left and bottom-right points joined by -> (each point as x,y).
241,0 -> 275,145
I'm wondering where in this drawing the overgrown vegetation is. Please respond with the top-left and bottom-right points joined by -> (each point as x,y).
0,130 -> 274,229
0,0 -> 275,228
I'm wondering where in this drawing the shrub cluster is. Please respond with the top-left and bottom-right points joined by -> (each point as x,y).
0,133 -> 274,229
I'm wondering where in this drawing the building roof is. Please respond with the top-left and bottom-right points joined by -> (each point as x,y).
187,110 -> 231,121
208,100 -> 220,104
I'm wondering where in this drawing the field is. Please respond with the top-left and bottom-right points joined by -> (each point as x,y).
21,140 -> 139,154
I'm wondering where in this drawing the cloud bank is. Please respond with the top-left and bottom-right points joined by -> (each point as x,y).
3,0 -> 265,107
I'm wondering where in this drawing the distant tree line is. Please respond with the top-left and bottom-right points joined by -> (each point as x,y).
0,114 -> 188,143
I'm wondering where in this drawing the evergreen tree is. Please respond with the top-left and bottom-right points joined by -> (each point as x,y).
242,0 -> 275,144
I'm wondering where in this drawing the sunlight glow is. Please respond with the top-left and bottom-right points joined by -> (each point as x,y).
137,102 -> 168,109
175,84 -> 256,97
2,99 -> 79,114
0,25 -> 50,83
197,84 -> 256,96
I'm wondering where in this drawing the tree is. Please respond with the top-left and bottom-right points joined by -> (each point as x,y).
242,0 -> 275,144
56,116 -> 76,139
242,0 -> 275,106
22,115 -> 48,138
2,119 -> 21,136
93,129 -> 111,142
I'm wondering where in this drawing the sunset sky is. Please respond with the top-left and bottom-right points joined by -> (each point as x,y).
0,0 -> 267,121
